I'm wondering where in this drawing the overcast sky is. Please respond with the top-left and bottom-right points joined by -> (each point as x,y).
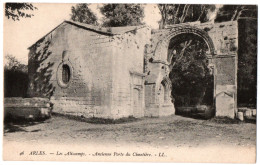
4,3 -> 161,64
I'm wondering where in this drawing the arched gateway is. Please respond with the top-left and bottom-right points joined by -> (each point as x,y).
144,22 -> 237,119
27,20 -> 238,119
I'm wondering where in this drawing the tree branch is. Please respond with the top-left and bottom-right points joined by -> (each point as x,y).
180,4 -> 190,23
197,5 -> 206,21
170,40 -> 192,70
173,4 -> 180,24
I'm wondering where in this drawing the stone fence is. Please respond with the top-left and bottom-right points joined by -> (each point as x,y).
4,97 -> 51,120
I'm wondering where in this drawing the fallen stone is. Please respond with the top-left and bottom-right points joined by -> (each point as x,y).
244,110 -> 252,117
237,112 -> 244,121
252,109 -> 256,116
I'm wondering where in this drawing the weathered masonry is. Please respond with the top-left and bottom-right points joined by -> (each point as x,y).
145,20 -> 240,119
27,19 -> 249,119
28,21 -> 151,119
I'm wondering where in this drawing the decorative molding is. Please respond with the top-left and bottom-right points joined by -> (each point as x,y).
129,70 -> 146,77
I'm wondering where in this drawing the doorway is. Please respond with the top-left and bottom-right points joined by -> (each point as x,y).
133,88 -> 141,117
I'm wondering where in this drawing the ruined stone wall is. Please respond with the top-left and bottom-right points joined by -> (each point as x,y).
110,27 -> 151,118
199,21 -> 238,118
27,20 -> 242,119
145,21 -> 238,118
144,29 -> 175,117
28,23 -> 114,118
198,21 -> 238,54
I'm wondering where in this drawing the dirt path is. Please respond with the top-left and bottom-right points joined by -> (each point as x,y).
4,115 -> 256,148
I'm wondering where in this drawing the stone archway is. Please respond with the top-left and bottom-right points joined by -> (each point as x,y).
145,23 -> 237,118
145,26 -> 216,117
162,27 -> 215,116
153,26 -> 215,63
167,33 -> 215,115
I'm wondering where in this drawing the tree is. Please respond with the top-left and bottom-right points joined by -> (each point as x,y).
214,5 -> 257,106
5,3 -> 37,21
70,4 -> 98,25
237,19 -> 257,106
158,4 -> 215,29
100,4 -> 144,27
4,54 -> 27,72
215,5 -> 257,22
168,34 -> 213,106
4,55 -> 28,97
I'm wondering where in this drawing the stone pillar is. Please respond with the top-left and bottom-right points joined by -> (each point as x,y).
214,55 -> 237,118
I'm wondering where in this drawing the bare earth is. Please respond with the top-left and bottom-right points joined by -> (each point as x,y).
4,115 -> 256,148
2,115 -> 256,163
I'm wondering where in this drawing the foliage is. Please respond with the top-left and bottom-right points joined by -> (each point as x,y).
158,4 -> 257,28
5,3 -> 37,21
237,19 -> 257,106
71,4 -> 98,25
4,54 -> 27,72
4,55 -> 28,97
28,39 -> 55,98
169,35 -> 213,106
158,4 -> 215,29
215,5 -> 257,22
214,5 -> 257,106
100,4 -> 144,27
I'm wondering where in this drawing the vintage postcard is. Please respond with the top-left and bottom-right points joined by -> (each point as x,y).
3,2 -> 257,163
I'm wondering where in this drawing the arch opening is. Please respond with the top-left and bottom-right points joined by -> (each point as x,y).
167,33 -> 214,118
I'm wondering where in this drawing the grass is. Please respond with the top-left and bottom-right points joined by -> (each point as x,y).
208,116 -> 242,124
52,112 -> 139,124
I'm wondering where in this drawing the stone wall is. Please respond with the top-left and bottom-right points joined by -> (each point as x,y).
28,22 -> 152,119
110,27 -> 151,118
144,29 -> 176,117
28,22 -> 114,118
4,97 -> 51,119
200,21 -> 238,118
27,20 -> 243,119
198,21 -> 238,54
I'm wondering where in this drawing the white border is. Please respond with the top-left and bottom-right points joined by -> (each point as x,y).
1,1 -> 259,165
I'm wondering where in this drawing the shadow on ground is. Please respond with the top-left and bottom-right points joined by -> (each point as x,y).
52,112 -> 140,124
176,113 -> 208,120
4,117 -> 48,133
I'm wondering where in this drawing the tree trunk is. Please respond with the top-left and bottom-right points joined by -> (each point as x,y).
197,5 -> 205,21
179,4 -> 190,23
173,4 -> 180,24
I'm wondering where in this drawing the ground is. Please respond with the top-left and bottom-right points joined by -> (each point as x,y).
3,115 -> 256,162
4,115 -> 256,147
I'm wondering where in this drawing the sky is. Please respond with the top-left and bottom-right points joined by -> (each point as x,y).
4,3 -> 161,64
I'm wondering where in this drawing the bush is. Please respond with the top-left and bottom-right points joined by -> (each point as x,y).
4,55 -> 29,97
4,69 -> 28,97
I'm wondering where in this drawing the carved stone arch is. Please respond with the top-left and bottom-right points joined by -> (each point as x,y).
153,25 -> 215,63
166,26 -> 215,54
158,76 -> 172,104
161,76 -> 172,89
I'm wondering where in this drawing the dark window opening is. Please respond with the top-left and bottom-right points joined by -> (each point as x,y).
62,64 -> 70,84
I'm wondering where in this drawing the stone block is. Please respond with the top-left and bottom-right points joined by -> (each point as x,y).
252,109 -> 256,116
216,91 -> 235,119
237,112 -> 244,121
244,110 -> 252,117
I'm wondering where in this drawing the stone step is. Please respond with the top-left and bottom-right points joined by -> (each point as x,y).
5,97 -> 50,108
4,97 -> 51,120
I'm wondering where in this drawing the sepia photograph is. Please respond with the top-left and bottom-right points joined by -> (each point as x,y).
2,1 -> 257,163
